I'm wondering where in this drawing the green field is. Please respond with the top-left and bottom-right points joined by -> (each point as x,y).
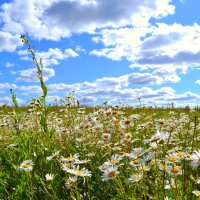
0,103 -> 200,199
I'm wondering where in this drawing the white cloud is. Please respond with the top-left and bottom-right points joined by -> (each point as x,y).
0,96 -> 24,106
5,62 -> 15,68
0,0 -> 174,41
0,82 -> 17,90
0,31 -> 22,52
16,67 -> 55,82
90,23 -> 200,70
18,48 -> 79,67
48,83 -> 80,93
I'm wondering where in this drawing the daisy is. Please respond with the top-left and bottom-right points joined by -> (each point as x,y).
65,177 -> 77,189
167,165 -> 182,176
102,166 -> 120,181
190,150 -> 200,169
98,163 -> 109,172
128,148 -> 145,159
45,173 -> 54,181
192,190 -> 200,197
63,165 -> 91,177
165,153 -> 179,164
60,154 -> 79,163
104,154 -> 122,166
128,173 -> 143,183
18,160 -> 33,172
46,150 -> 60,161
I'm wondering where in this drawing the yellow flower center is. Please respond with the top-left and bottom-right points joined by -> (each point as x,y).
74,170 -> 83,176
198,159 -> 200,164
135,153 -> 140,158
22,163 -> 30,168
177,152 -> 185,157
95,127 -> 101,131
171,166 -> 180,174
67,157 -> 75,162
168,157 -> 177,162
119,151 -> 126,155
110,159 -> 118,165
133,177 -> 141,182
133,159 -> 139,164
102,166 -> 107,170
108,171 -> 116,178
125,120 -> 131,125
194,191 -> 200,196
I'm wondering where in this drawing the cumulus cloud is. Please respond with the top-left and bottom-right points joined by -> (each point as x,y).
0,0 -> 174,41
0,31 -> 22,52
18,48 -> 79,67
91,23 -> 200,71
0,96 -> 24,106
0,82 -> 17,90
16,67 -> 55,82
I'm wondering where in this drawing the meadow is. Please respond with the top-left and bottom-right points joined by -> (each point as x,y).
0,36 -> 200,199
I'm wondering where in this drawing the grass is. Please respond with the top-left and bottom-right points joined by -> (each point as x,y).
0,105 -> 200,199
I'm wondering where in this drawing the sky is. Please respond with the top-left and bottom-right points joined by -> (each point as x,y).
0,0 -> 200,107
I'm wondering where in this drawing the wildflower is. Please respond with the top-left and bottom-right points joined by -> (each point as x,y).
190,150 -> 200,169
63,165 -> 91,177
99,163 -> 109,172
102,165 -> 120,181
165,154 -> 179,164
129,159 -> 141,167
167,165 -> 182,176
176,152 -> 188,160
104,154 -> 122,166
19,160 -> 33,172
60,154 -> 79,163
45,173 -> 54,181
102,133 -> 111,140
46,151 -> 60,161
138,165 -> 150,173
112,146 -> 122,151
74,159 -> 90,164
128,148 -> 145,159
192,190 -> 200,196
65,177 -> 77,189
128,173 -> 143,183
164,178 -> 175,189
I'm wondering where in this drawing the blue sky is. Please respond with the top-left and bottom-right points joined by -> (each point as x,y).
1,0 -> 200,106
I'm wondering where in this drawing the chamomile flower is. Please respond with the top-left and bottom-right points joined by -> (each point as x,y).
46,150 -> 60,161
192,190 -> 200,197
60,154 -> 79,163
167,165 -> 182,176
104,154 -> 122,166
190,150 -> 200,169
45,173 -> 54,181
65,177 -> 77,189
63,165 -> 91,177
18,160 -> 33,172
128,173 -> 143,183
102,165 -> 120,181
165,153 -> 179,164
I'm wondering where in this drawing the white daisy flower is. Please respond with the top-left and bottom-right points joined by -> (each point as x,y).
102,165 -> 120,181
128,173 -> 143,183
63,165 -> 91,177
192,190 -> 200,196
65,177 -> 77,189
190,150 -> 200,169
45,173 -> 54,181
18,160 -> 33,172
